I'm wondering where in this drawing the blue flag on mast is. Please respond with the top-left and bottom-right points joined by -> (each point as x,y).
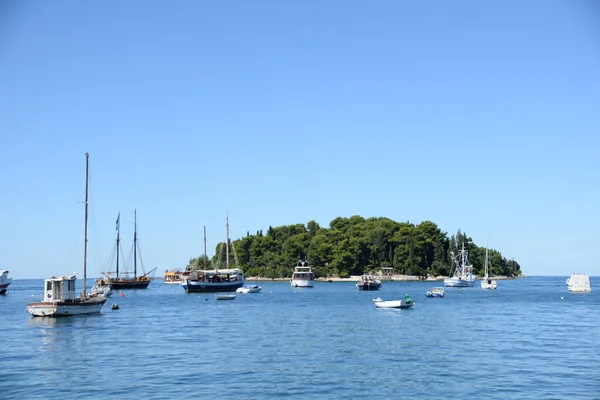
116,213 -> 120,231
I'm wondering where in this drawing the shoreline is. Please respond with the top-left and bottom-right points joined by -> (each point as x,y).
246,274 -> 524,282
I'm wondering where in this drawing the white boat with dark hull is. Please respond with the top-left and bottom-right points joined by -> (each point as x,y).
0,270 -> 12,294
27,153 -> 107,317
215,293 -> 236,300
444,243 -> 476,287
566,273 -> 591,293
183,216 -> 246,293
356,274 -> 382,291
291,260 -> 315,288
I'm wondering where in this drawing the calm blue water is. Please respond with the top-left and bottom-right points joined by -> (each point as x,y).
1,276 -> 599,399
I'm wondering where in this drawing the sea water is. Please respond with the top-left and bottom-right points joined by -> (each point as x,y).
1,276 -> 598,399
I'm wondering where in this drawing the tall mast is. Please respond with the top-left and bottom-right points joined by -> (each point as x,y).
484,229 -> 489,278
203,225 -> 207,270
82,152 -> 89,296
225,213 -> 230,269
134,209 -> 137,277
116,212 -> 120,277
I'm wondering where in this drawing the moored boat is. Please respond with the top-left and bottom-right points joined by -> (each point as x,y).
356,274 -> 381,291
164,268 -> 191,284
0,270 -> 12,294
373,294 -> 414,309
27,153 -> 107,317
426,287 -> 445,298
481,233 -> 498,290
215,293 -> 236,300
236,285 -> 262,294
183,215 -> 246,293
444,243 -> 476,287
96,210 -> 156,290
566,273 -> 591,293
291,260 -> 315,288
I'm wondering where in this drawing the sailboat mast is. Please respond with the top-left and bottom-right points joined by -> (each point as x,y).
82,152 -> 89,296
116,212 -> 120,277
134,209 -> 137,277
484,230 -> 489,278
225,214 -> 230,269
203,225 -> 207,270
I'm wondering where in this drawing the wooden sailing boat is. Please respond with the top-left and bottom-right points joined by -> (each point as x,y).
27,153 -> 107,317
96,210 -> 156,289
481,232 -> 497,290
182,214 -> 245,293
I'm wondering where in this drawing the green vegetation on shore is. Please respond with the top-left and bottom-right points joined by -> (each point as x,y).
187,216 -> 521,279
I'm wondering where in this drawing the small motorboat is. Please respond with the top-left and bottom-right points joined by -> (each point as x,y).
372,297 -> 383,302
236,285 -> 262,294
215,294 -> 236,300
374,294 -> 414,309
426,287 -> 445,298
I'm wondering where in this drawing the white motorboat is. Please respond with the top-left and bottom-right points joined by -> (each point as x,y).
236,285 -> 262,294
566,273 -> 591,293
426,287 -> 445,298
291,260 -> 315,288
444,243 -> 476,287
373,294 -> 414,309
372,297 -> 383,302
215,294 -> 236,300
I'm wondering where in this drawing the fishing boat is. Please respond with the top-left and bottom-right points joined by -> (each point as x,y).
481,233 -> 497,290
236,285 -> 262,294
182,216 -> 246,293
27,153 -> 107,317
95,210 -> 157,290
0,270 -> 11,294
291,260 -> 315,288
373,294 -> 414,309
356,274 -> 381,291
566,273 -> 591,293
444,243 -> 476,287
426,287 -> 445,298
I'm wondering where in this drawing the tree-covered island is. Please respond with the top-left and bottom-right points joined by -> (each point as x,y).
186,216 -> 521,280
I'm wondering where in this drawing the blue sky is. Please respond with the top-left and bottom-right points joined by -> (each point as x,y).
1,1 -> 599,279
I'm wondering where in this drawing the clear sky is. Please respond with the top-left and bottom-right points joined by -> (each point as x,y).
1,1 -> 599,279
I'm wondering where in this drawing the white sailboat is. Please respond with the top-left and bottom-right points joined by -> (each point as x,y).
444,243 -> 476,287
481,234 -> 497,290
27,153 -> 107,317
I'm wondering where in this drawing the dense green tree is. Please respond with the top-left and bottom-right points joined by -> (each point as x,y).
188,216 -> 522,278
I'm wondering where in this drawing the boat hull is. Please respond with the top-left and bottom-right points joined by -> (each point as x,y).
0,283 -> 10,295
27,298 -> 107,317
183,279 -> 245,293
374,300 -> 414,309
291,280 -> 314,288
236,286 -> 262,293
109,280 -> 151,289
444,277 -> 475,287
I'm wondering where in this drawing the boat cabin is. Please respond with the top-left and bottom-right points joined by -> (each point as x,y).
43,275 -> 78,302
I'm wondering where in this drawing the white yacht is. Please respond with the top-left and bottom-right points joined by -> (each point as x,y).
291,260 -> 315,288
566,273 -> 591,293
444,243 -> 476,287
